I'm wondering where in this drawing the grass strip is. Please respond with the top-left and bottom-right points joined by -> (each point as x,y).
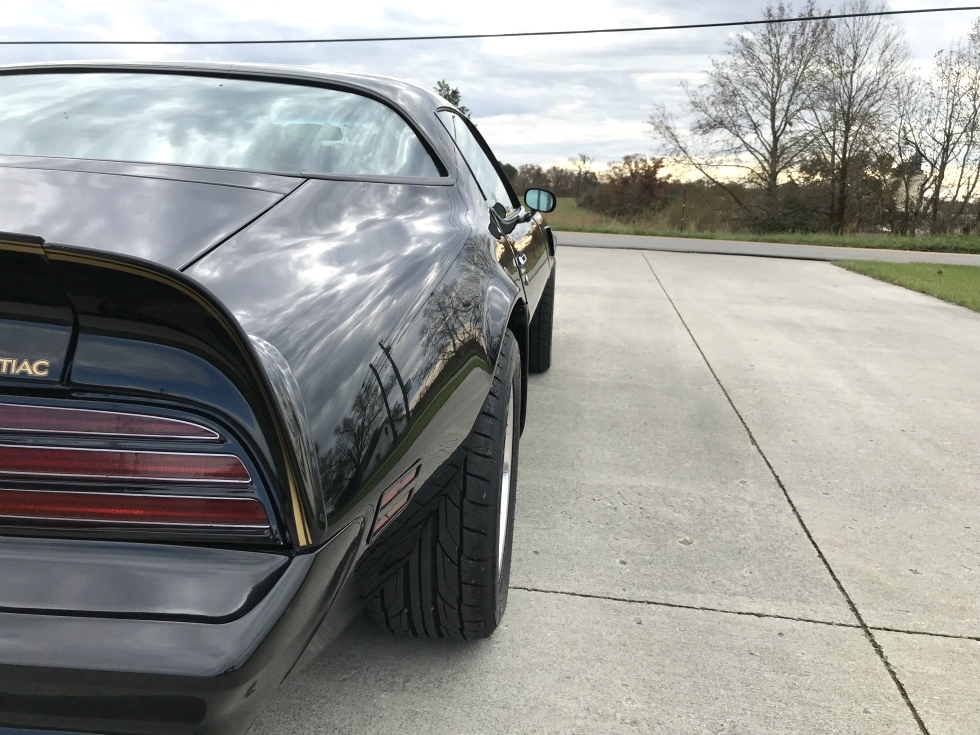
546,198 -> 980,255
834,260 -> 980,313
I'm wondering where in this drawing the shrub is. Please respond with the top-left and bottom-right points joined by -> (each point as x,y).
577,154 -> 670,218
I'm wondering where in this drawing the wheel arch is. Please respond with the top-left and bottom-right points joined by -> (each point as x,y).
482,258 -> 528,435
504,298 -> 529,434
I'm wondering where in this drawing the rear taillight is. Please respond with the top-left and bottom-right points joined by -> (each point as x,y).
0,402 -> 274,542
0,489 -> 269,530
0,402 -> 219,439
0,445 -> 250,485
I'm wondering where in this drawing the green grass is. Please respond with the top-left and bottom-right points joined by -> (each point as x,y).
544,197 -> 630,232
545,198 -> 980,255
834,261 -> 980,313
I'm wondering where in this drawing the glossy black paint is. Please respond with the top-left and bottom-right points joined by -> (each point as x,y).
187,176 -> 516,539
0,60 -> 555,734
0,521 -> 364,735
0,162 -> 296,269
0,232 -> 73,385
0,535 -> 288,620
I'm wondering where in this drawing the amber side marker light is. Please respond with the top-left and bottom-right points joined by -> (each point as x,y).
0,488 -> 270,529
371,463 -> 421,539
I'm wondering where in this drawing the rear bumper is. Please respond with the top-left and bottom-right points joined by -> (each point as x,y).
0,520 -> 363,735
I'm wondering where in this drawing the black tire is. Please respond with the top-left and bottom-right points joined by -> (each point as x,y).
528,265 -> 555,373
363,330 -> 521,638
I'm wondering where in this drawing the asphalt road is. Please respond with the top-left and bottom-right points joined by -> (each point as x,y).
251,247 -> 979,734
557,230 -> 980,265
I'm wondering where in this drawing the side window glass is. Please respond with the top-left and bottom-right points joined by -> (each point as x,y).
437,110 -> 515,215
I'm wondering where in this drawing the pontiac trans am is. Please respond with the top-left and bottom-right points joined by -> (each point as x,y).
0,62 -> 557,734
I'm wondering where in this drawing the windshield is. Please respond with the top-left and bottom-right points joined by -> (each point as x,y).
0,72 -> 440,178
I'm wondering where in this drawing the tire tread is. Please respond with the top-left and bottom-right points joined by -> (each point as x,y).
528,266 -> 555,373
362,331 -> 520,639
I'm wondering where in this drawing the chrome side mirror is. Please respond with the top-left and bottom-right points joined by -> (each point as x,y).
524,188 -> 556,213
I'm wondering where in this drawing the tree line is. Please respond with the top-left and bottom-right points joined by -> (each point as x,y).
500,155 -> 599,197
433,79 -> 682,225
649,0 -> 980,235
496,1 -> 980,237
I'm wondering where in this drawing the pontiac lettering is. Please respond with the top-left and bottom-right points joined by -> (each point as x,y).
0,358 -> 50,378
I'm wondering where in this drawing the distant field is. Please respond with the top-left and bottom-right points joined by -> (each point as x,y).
545,198 -> 980,255
543,198 -> 634,232
834,261 -> 980,313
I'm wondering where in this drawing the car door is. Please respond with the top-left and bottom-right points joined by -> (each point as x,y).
499,200 -> 552,315
436,109 -> 543,308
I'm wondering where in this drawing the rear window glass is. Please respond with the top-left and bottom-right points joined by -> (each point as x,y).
0,72 -> 440,178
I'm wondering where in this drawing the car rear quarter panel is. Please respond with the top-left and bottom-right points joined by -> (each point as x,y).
188,177 -> 522,548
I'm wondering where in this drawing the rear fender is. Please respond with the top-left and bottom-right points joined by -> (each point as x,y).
481,259 -> 528,432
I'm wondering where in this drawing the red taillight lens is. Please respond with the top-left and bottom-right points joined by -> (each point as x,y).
0,402 -> 218,440
0,402 -> 277,543
0,445 -> 251,485
0,488 -> 269,529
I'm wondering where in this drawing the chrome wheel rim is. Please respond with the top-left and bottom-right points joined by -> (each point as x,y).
497,388 -> 515,579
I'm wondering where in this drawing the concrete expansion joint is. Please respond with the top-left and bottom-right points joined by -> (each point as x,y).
640,252 -> 932,735
511,586 -> 978,642
869,625 -> 980,643
511,585 -> 860,629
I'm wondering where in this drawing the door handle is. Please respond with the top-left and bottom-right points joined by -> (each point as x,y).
513,253 -> 529,285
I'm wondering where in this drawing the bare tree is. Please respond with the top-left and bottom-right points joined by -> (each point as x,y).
570,153 -> 598,196
578,154 -> 670,218
904,29 -> 980,233
434,80 -> 470,116
951,21 -> 980,232
573,153 -> 595,172
879,81 -> 928,234
808,0 -> 909,233
515,163 -> 550,193
649,1 -> 828,229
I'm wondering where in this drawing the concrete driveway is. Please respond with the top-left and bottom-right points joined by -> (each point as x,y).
251,247 -> 979,735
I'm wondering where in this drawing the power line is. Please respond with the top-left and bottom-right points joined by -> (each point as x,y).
2,6 -> 979,46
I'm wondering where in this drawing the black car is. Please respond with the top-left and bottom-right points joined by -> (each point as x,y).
0,61 -> 557,735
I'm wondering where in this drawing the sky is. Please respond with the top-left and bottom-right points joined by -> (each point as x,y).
2,0 -> 980,169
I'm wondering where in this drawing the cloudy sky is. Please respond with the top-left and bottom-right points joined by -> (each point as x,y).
2,0 -> 979,168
